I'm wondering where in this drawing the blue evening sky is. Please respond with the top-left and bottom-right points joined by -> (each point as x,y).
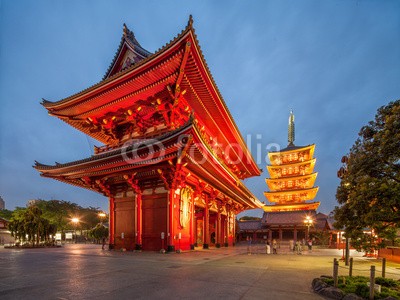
0,0 -> 399,217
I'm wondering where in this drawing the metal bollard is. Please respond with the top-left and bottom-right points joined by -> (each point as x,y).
333,258 -> 339,288
349,257 -> 353,277
369,265 -> 375,300
382,258 -> 386,278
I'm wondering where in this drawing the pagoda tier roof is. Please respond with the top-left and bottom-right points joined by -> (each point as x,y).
34,121 -> 262,211
268,144 -> 315,165
265,173 -> 318,190
40,16 -> 260,179
267,158 -> 316,179
264,187 -> 319,202
269,144 -> 315,154
262,210 -> 318,224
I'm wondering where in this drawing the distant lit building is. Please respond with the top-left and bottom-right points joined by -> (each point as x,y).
0,196 -> 5,210
0,217 -> 15,245
26,199 -> 41,207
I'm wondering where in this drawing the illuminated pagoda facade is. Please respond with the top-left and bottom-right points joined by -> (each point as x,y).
261,111 -> 320,241
34,17 -> 262,251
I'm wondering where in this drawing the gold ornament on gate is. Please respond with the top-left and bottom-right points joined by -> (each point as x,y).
180,187 -> 192,228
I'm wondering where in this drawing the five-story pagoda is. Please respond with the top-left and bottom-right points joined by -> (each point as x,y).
263,111 -> 320,212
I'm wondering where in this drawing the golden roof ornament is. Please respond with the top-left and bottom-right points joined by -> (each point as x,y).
288,109 -> 295,146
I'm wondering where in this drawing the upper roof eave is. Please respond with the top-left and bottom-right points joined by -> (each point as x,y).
269,144 -> 315,155
40,16 -> 260,177
41,17 -> 195,110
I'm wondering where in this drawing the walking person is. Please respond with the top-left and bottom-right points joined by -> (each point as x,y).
102,237 -> 106,250
289,239 -> 294,252
266,241 -> 271,254
272,239 -> 277,254
308,239 -> 313,251
247,236 -> 252,255
296,240 -> 302,255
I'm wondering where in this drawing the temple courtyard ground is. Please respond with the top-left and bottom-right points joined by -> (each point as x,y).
0,243 -> 399,299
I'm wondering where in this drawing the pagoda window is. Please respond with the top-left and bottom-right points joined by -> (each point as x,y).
300,166 -> 305,175
282,168 -> 287,175
295,166 -> 299,174
288,167 -> 293,175
288,180 -> 293,188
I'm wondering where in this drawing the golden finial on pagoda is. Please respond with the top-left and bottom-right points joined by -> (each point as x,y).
288,109 -> 295,146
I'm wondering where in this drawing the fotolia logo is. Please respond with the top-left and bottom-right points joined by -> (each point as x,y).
121,134 -> 281,165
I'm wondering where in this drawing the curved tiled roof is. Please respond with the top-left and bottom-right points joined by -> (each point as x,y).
41,17 -> 194,109
103,23 -> 152,80
39,16 -> 260,178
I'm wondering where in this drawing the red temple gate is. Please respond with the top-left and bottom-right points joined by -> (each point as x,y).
35,16 -> 262,251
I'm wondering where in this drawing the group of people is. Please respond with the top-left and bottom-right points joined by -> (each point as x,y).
289,238 -> 313,254
246,236 -> 314,255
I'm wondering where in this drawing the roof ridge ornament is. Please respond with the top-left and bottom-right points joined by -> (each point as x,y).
122,23 -> 136,42
288,109 -> 295,146
188,15 -> 194,28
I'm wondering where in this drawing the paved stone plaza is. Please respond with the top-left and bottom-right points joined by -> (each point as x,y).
1,244 -> 399,299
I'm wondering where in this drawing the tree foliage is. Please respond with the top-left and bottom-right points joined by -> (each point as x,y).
0,209 -> 13,220
334,100 -> 400,251
7,200 -> 108,246
89,223 -> 109,243
34,200 -> 107,232
8,206 -> 57,246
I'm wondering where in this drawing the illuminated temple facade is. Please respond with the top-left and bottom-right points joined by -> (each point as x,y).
34,17 -> 262,251
260,111 -> 320,242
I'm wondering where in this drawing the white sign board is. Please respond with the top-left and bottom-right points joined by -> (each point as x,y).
65,233 -> 73,240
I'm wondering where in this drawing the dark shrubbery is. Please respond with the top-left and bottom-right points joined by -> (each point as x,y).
320,275 -> 400,299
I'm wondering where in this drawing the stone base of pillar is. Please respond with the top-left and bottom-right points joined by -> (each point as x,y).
203,243 -> 209,249
135,244 -> 142,251
216,243 -> 221,248
167,245 -> 175,252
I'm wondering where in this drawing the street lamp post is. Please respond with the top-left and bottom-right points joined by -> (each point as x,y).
304,216 -> 313,240
71,218 -> 79,244
98,212 -> 107,225
338,155 -> 350,266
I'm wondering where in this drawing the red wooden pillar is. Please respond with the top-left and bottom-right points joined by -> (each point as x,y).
223,215 -> 228,246
167,190 -> 175,252
109,197 -> 115,247
216,202 -> 221,248
136,192 -> 142,249
190,197 -> 195,250
203,195 -> 209,249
